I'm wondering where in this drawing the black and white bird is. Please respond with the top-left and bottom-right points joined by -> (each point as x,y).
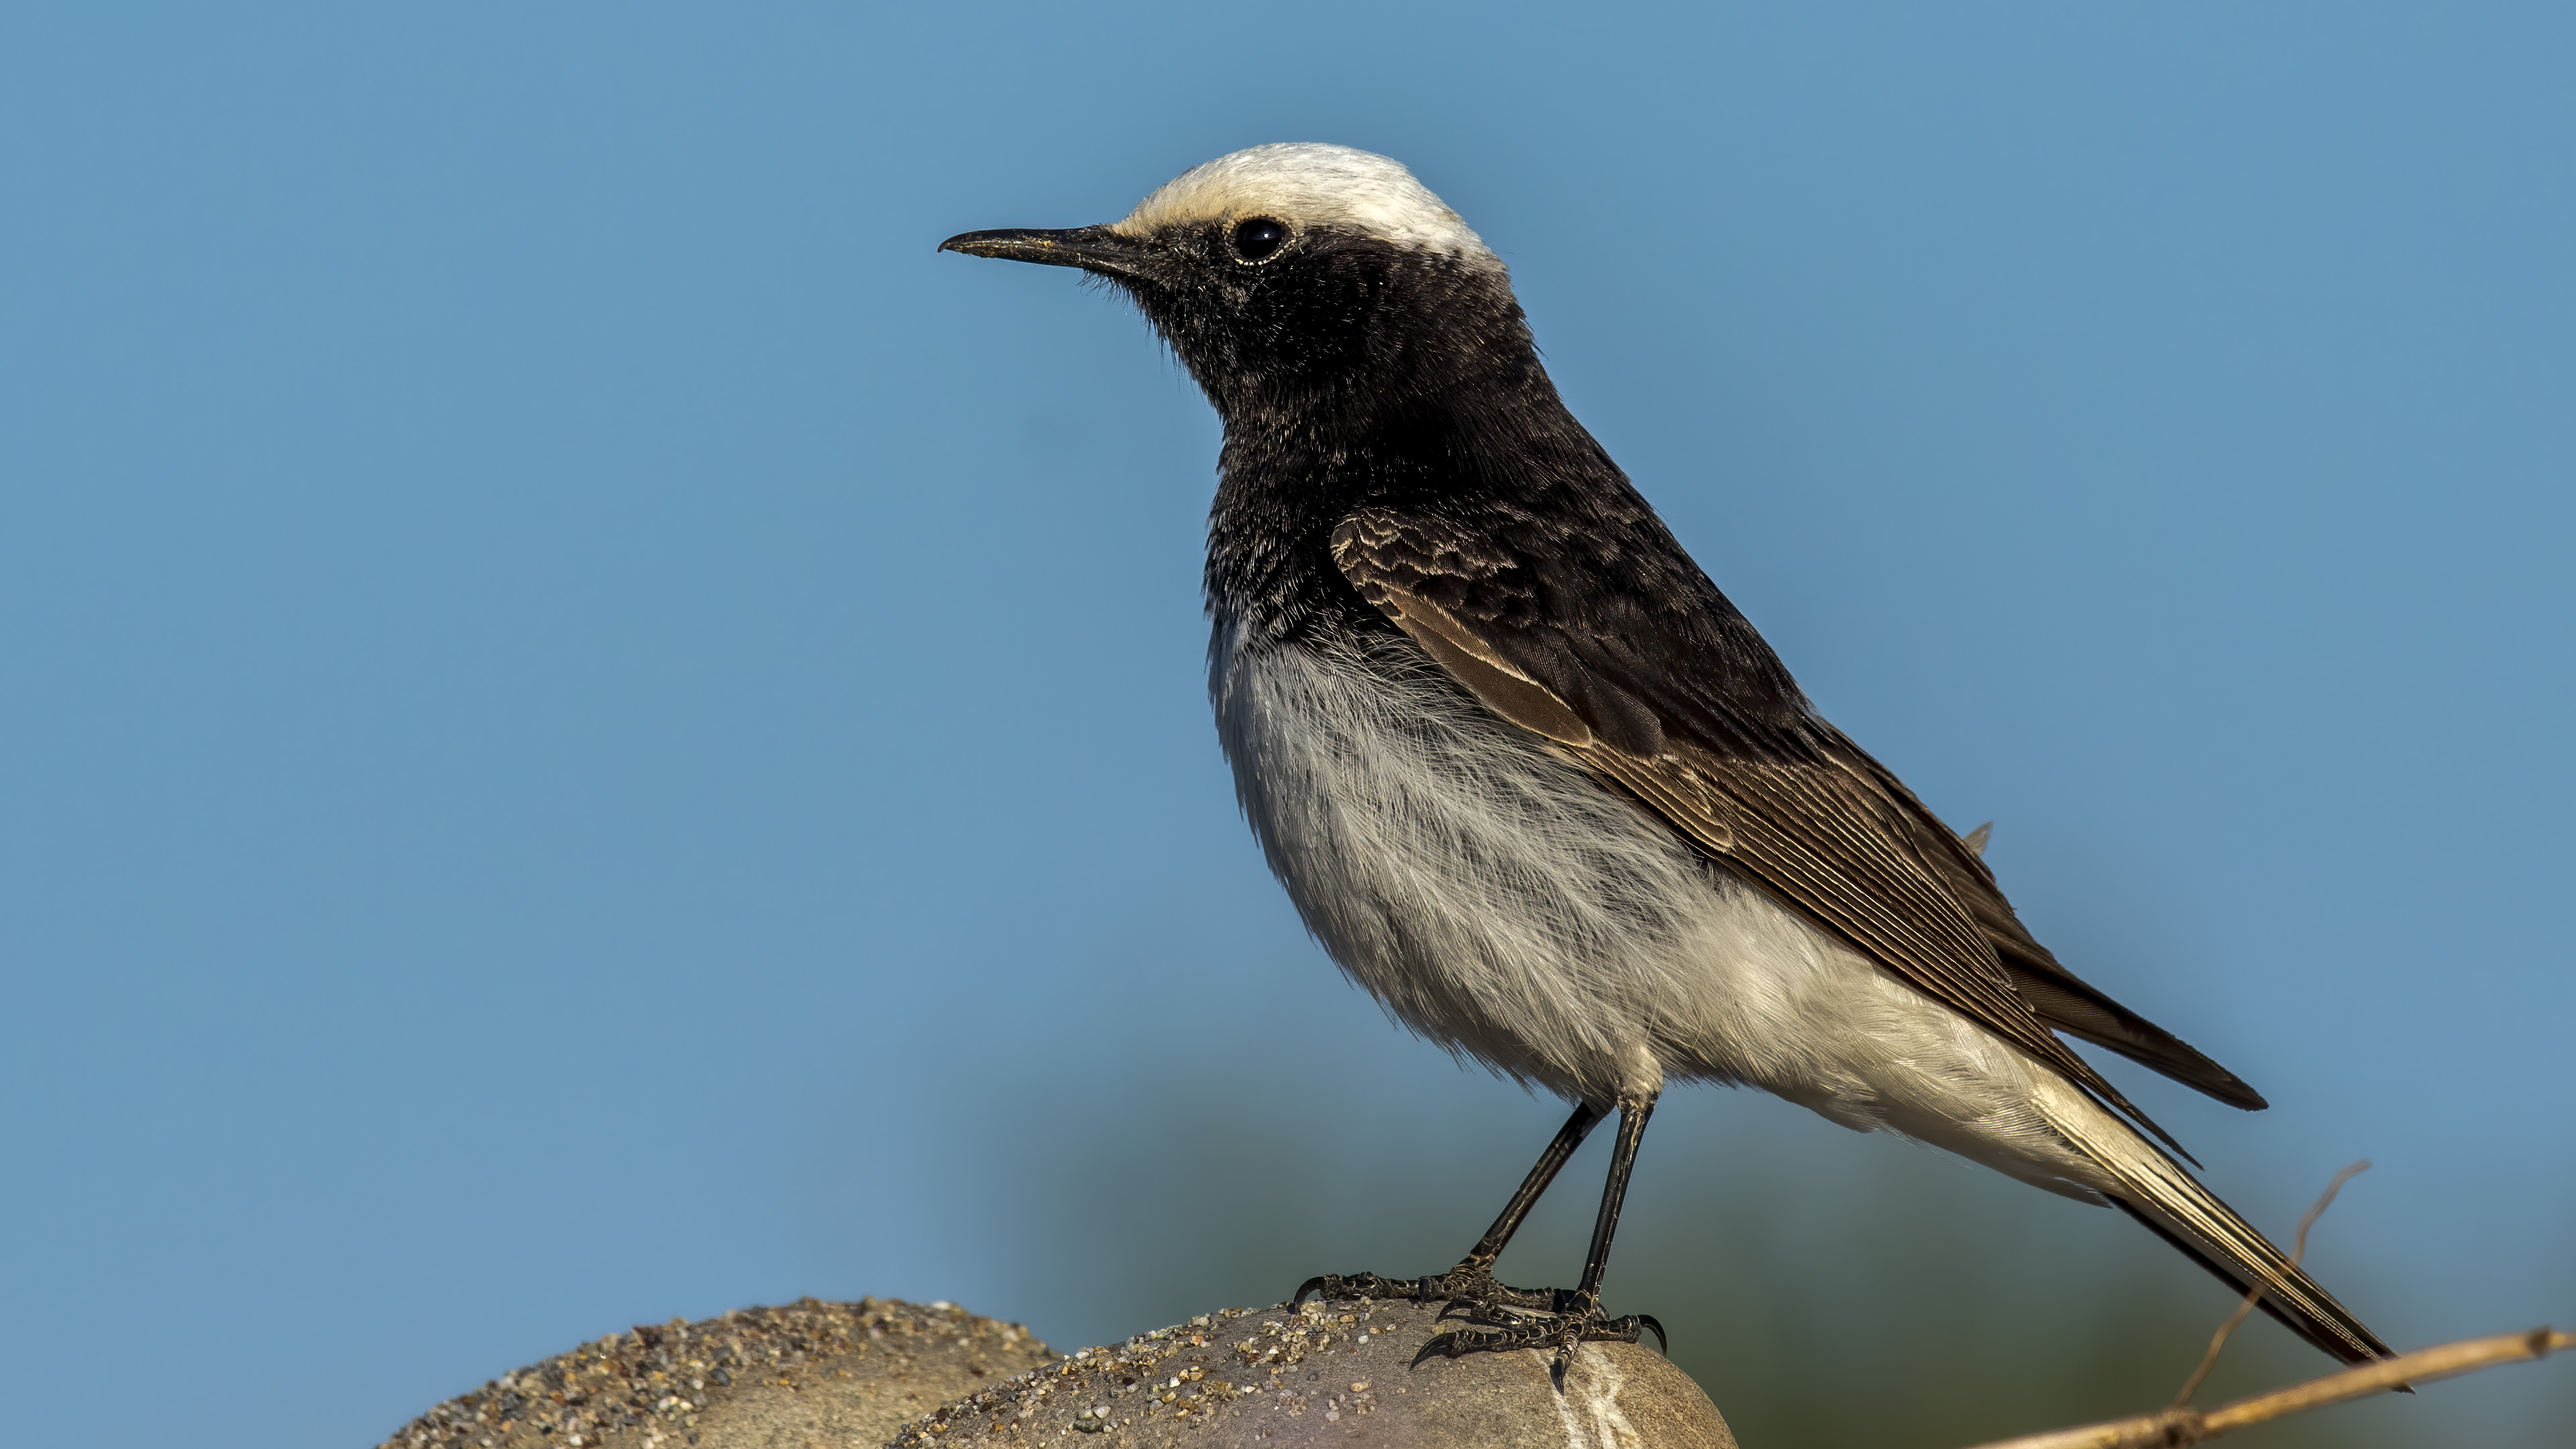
941,143 -> 2393,1375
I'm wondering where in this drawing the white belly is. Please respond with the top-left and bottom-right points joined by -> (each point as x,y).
1211,623 -> 2114,1199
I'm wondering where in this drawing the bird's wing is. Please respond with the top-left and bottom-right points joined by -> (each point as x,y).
1330,506 -> 2262,1146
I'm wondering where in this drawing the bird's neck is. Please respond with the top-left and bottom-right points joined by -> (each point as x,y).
1202,335 -> 1609,649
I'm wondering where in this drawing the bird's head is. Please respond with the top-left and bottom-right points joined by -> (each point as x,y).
941,144 -> 1529,418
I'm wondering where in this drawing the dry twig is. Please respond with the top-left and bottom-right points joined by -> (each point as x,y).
2168,1160 -> 2371,1409
1961,1326 -> 2572,1449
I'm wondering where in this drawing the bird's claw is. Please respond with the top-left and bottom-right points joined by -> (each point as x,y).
1415,1307 -> 1666,1386
1291,1271 -> 1410,1307
1291,1266 -> 1554,1313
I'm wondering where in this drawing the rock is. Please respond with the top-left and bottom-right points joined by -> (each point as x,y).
378,1295 -> 1733,1449
377,1297 -> 1055,1449
889,1297 -> 1735,1449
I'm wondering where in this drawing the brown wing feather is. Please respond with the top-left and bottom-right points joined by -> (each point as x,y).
1333,508 -> 2255,1151
1828,731 -> 2269,1110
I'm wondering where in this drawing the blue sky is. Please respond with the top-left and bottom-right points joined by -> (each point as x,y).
2,5 -> 2569,1446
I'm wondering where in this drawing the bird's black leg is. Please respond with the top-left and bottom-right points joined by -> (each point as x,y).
1420,1091 -> 1666,1385
1293,1099 -> 1603,1313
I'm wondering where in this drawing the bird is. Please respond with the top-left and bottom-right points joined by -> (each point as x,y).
938,142 -> 2394,1379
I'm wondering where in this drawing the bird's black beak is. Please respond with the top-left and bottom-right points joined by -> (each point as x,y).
937,224 -> 1150,277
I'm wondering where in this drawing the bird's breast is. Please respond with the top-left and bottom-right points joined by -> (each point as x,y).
1207,617 -> 1737,1097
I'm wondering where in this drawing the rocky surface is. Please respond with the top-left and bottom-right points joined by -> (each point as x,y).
378,1297 -> 1055,1449
888,1296 -> 1735,1449
378,1294 -> 1733,1448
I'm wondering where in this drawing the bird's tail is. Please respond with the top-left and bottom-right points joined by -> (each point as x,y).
2037,1091 -> 2396,1366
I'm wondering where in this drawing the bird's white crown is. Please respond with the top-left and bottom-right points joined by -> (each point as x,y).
1113,143 -> 1495,264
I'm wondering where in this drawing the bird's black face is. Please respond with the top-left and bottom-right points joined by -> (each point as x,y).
941,215 -> 1517,421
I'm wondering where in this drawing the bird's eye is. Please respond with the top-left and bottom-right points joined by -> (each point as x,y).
1230,217 -> 1290,263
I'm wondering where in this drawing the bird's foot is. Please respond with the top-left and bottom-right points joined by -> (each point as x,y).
1415,1297 -> 1666,1388
1291,1264 -> 1556,1315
